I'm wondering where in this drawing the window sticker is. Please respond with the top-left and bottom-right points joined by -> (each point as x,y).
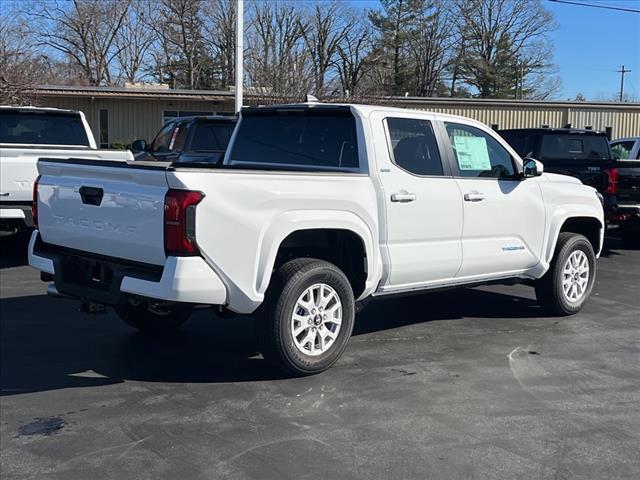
453,135 -> 491,170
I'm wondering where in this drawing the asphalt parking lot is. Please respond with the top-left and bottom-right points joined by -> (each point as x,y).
1,234 -> 639,480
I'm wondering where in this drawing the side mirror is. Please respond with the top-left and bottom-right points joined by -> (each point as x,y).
130,139 -> 147,152
523,157 -> 544,178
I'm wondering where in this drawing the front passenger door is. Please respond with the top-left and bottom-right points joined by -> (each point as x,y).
442,121 -> 546,279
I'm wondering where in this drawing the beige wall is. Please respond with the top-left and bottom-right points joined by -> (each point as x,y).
36,94 -> 640,146
37,95 -> 234,146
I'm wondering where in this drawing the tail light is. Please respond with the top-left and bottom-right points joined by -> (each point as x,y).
605,167 -> 619,194
164,189 -> 204,256
32,175 -> 41,229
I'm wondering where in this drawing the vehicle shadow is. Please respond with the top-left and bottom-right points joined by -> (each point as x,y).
1,284 -> 546,396
0,231 -> 31,268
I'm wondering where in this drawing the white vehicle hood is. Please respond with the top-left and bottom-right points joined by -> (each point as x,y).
540,172 -> 583,185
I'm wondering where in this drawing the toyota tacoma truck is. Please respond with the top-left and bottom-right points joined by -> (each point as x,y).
0,106 -> 132,236
29,103 -> 604,375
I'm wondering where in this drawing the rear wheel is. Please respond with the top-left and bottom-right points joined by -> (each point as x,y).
258,258 -> 355,376
535,233 -> 596,316
115,300 -> 192,333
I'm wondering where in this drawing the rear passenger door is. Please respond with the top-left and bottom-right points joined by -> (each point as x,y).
371,112 -> 464,290
440,120 -> 545,279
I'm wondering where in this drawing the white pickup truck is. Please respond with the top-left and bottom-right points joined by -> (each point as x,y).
29,103 -> 604,375
0,106 -> 132,235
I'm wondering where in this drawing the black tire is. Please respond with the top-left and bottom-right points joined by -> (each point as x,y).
535,232 -> 596,316
115,302 -> 192,333
258,258 -> 355,376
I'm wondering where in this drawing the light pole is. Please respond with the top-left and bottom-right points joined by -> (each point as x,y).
235,0 -> 244,113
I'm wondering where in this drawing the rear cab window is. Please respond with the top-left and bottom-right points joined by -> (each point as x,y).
539,134 -> 611,162
0,109 -> 89,146
228,107 -> 360,172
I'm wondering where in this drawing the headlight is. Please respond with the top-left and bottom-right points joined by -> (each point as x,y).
596,192 -> 604,205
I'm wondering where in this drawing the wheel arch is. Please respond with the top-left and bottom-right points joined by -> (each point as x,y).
546,213 -> 604,264
255,210 -> 382,301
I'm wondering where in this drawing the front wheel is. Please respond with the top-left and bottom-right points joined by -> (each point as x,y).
258,258 -> 355,376
115,301 -> 192,333
535,233 -> 596,316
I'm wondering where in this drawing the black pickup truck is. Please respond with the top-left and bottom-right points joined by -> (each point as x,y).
499,128 -> 640,245
131,115 -> 237,165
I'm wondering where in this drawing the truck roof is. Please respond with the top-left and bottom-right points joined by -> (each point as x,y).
498,127 -> 606,135
0,105 -> 81,115
242,102 -> 487,128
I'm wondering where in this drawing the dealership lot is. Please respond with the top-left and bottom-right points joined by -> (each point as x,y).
1,235 -> 639,480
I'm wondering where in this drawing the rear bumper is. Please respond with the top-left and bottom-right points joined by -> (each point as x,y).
28,231 -> 226,306
613,204 -> 640,233
0,203 -> 34,227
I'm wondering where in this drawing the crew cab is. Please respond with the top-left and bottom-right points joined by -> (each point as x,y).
0,106 -> 132,236
130,115 -> 237,165
29,104 -> 604,375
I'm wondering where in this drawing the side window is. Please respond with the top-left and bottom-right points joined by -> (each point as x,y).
445,122 -> 516,179
386,117 -> 443,176
611,141 -> 634,160
150,122 -> 176,153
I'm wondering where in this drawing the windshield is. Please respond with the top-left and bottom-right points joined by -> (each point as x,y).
539,134 -> 611,161
0,111 -> 89,146
190,121 -> 235,151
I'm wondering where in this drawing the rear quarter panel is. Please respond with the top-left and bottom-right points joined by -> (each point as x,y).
167,170 -> 381,313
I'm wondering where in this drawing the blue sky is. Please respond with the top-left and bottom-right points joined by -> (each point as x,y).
350,0 -> 640,101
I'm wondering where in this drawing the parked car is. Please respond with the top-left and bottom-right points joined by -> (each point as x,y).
609,137 -> 640,246
131,115 -> 237,165
0,106 -> 133,236
30,103 -> 604,375
610,136 -> 640,160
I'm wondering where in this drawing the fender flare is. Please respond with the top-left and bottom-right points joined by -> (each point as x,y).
544,205 -> 604,264
254,209 -> 382,301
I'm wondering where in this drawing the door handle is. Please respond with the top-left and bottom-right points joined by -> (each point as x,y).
0,193 -> 9,197
391,192 -> 416,203
464,191 -> 485,202
79,186 -> 104,206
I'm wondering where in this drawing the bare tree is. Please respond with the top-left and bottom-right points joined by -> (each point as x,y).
246,1 -> 310,101
334,17 -> 376,97
114,0 -> 155,84
157,0 -> 206,89
301,2 -> 349,96
201,0 -> 236,89
30,0 -> 131,86
408,0 -> 455,97
454,0 -> 557,98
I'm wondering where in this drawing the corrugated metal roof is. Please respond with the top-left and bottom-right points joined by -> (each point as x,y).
33,84 -> 234,100
32,85 -> 640,110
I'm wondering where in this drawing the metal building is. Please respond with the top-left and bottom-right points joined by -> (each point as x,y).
32,85 -> 640,147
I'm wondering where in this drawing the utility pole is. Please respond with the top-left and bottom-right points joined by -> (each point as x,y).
235,0 -> 244,113
617,65 -> 631,102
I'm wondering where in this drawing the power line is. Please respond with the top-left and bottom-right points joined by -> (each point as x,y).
549,0 -> 640,13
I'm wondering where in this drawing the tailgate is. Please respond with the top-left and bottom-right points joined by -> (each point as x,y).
37,159 -> 169,265
616,161 -> 640,205
542,160 -> 613,192
0,147 -> 131,203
